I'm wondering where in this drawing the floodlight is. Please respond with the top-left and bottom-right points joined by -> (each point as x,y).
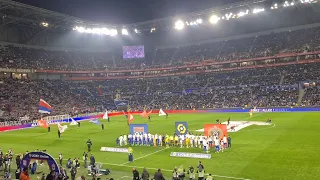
110,29 -> 118,36
209,15 -> 220,24
134,29 -> 138,33
122,29 -> 129,35
174,20 -> 185,30
252,8 -> 265,14
196,19 -> 203,24
101,28 -> 110,35
41,22 -> 49,27
77,27 -> 85,33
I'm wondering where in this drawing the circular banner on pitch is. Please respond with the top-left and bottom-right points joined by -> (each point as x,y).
20,152 -> 60,176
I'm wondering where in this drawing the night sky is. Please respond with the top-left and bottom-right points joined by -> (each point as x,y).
13,0 -> 239,24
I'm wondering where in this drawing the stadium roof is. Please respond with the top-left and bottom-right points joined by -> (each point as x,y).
0,0 -> 271,32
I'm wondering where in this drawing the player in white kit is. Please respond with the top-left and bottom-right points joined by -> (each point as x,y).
119,135 -> 124,146
179,135 -> 185,148
123,134 -> 127,145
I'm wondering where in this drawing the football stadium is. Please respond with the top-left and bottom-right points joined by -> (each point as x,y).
0,0 -> 320,179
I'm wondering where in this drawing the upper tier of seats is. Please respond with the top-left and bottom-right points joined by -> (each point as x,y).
1,26 -> 320,71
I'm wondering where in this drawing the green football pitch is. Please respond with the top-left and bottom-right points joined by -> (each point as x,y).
1,112 -> 320,180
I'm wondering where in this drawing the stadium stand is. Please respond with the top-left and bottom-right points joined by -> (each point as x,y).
0,0 -> 320,128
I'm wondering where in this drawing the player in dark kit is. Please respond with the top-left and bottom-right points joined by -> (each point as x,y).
86,139 -> 92,152
48,126 -> 51,132
78,122 -> 80,127
58,130 -> 61,138
148,115 -> 151,122
101,124 -> 104,130
227,117 -> 230,125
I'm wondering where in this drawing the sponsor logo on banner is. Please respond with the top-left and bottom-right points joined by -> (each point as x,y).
114,100 -> 129,107
21,152 -> 60,177
130,124 -> 149,134
133,127 -> 145,132
175,122 -> 188,135
204,124 -> 228,139
100,147 -> 129,153
170,152 -> 211,159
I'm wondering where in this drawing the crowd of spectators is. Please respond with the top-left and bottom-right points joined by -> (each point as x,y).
1,26 -> 320,71
1,25 -> 320,125
1,62 -> 319,125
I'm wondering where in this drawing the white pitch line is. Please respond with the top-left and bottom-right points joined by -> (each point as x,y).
120,147 -> 168,165
119,176 -> 130,179
242,123 -> 276,132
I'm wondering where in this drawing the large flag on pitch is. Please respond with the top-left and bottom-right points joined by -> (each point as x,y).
175,122 -> 189,135
140,110 -> 148,118
69,118 -> 77,126
159,108 -> 166,116
37,119 -> 48,128
204,124 -> 228,139
57,122 -> 68,133
90,119 -> 100,125
102,110 -> 109,119
128,113 -> 134,124
39,99 -> 52,114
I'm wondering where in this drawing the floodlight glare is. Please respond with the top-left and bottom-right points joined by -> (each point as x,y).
41,22 -> 49,27
209,15 -> 220,24
174,20 -> 185,30
252,8 -> 265,14
110,29 -> 118,36
122,29 -> 129,35
77,26 -> 85,33
134,29 -> 138,33
101,28 -> 110,35
196,19 -> 203,24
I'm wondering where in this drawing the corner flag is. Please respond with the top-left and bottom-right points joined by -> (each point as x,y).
159,108 -> 166,116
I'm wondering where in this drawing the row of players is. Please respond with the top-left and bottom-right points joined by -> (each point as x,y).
116,133 -> 232,151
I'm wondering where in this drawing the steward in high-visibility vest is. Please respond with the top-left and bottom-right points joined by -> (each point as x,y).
172,167 -> 179,180
197,169 -> 205,180
206,174 -> 213,180
188,166 -> 196,180
177,165 -> 185,179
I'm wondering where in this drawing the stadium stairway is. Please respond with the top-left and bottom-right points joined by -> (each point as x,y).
169,48 -> 180,65
297,85 -> 307,105
86,88 -> 94,96
279,75 -> 285,85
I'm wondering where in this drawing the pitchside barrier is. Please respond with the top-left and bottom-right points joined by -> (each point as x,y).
1,107 -> 320,132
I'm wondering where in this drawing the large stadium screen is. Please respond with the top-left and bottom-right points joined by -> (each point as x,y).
123,45 -> 145,59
